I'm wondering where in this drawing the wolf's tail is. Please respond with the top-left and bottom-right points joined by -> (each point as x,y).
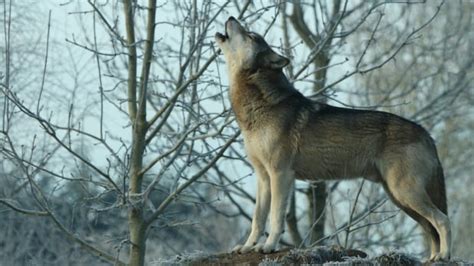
429,164 -> 448,215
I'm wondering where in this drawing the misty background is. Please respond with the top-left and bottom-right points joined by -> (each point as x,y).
1,0 -> 473,265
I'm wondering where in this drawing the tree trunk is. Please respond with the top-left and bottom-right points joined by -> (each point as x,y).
123,0 -> 156,264
128,114 -> 147,265
307,182 -> 327,244
286,191 -> 303,246
129,208 -> 147,266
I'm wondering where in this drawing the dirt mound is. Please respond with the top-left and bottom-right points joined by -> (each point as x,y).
164,246 -> 470,266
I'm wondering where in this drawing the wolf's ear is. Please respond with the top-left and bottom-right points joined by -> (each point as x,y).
262,50 -> 290,69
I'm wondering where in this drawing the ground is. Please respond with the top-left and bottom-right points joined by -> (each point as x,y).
158,246 -> 472,265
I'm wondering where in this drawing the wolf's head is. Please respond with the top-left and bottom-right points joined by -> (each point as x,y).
215,17 -> 289,75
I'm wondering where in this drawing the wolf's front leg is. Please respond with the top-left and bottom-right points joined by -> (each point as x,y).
259,169 -> 294,253
232,162 -> 271,253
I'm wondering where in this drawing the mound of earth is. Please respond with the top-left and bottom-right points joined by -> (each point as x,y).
165,246 -> 470,265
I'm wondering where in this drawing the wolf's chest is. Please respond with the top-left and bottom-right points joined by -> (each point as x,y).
229,90 -> 268,131
241,124 -> 282,160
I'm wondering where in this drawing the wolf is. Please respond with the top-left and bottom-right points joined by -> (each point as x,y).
215,16 -> 451,261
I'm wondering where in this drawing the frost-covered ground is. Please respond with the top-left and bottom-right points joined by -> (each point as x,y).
153,246 -> 472,265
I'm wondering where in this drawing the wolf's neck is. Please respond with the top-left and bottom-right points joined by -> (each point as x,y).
230,69 -> 295,104
228,69 -> 296,130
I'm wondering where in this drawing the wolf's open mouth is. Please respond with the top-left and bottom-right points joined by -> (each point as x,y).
215,32 -> 227,42
216,19 -> 230,42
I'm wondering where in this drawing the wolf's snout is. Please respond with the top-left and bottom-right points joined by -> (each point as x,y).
225,18 -> 233,35
215,16 -> 239,43
225,16 -> 244,37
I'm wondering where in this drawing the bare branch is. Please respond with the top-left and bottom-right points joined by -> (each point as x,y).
145,131 -> 240,226
0,199 -> 48,216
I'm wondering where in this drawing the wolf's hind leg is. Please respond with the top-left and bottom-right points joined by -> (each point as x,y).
383,185 -> 440,260
410,197 -> 450,261
233,160 -> 271,253
413,215 -> 440,260
384,169 -> 450,261
257,168 -> 294,253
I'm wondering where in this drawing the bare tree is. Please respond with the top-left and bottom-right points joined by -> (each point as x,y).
1,1 -> 472,265
1,1 -> 247,265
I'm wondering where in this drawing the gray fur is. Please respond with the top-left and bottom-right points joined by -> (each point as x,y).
215,16 -> 451,261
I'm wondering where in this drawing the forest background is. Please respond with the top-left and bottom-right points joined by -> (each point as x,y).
1,0 -> 473,265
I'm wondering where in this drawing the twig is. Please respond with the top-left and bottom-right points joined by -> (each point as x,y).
36,10 -> 52,115
0,199 -> 48,216
145,131 -> 240,226
343,180 -> 365,248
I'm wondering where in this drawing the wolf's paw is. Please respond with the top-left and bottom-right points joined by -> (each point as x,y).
260,242 -> 276,253
231,244 -> 243,253
232,244 -> 255,254
239,244 -> 255,254
251,243 -> 264,252
429,252 -> 450,262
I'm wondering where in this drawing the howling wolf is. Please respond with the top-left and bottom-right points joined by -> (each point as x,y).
215,16 -> 450,261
